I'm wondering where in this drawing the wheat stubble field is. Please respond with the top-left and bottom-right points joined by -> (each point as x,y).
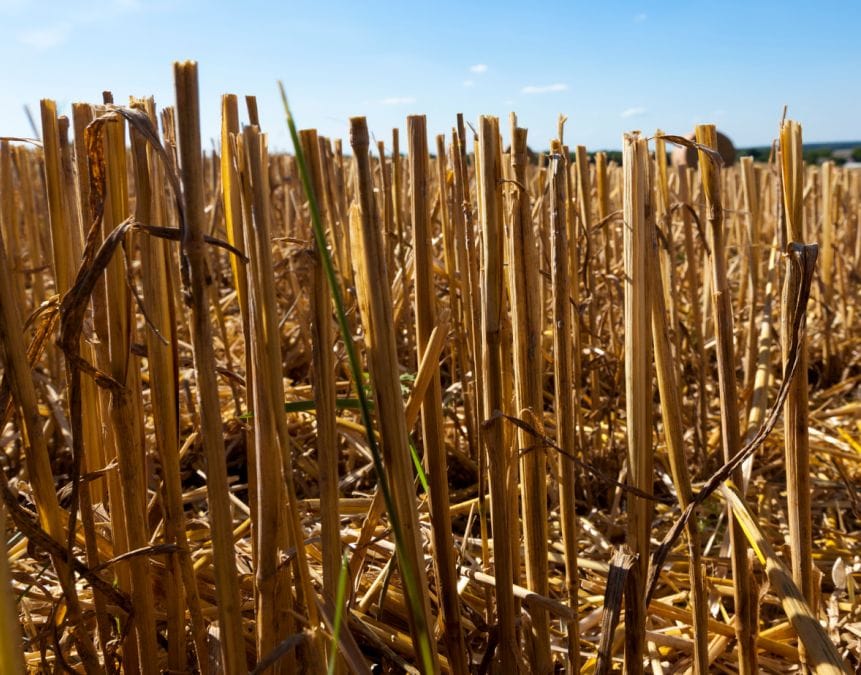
0,60 -> 858,673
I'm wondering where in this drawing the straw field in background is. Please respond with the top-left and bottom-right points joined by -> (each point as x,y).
0,60 -> 858,673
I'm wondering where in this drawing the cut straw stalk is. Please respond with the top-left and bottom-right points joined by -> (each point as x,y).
220,93 -> 259,568
299,129 -> 341,613
62,103 -> 113,663
96,103 -> 160,675
510,123 -> 551,674
647,210 -> 709,674
695,123 -> 757,675
740,156 -> 762,406
779,120 -> 814,614
820,160 -> 838,381
173,60 -> 246,674
622,131 -> 652,673
741,245 -> 779,491
547,139 -> 581,672
407,115 -> 468,674
130,97 -> 208,674
476,115 -> 520,672
239,123 -> 291,668
347,115 -> 439,674
575,144 -> 600,453
243,124 -> 326,672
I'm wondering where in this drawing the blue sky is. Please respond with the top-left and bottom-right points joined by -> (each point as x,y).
1,0 -> 858,151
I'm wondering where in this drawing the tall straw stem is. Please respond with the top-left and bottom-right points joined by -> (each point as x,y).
173,60 -> 246,674
347,115 -> 439,674
407,115 -> 469,674
695,123 -> 756,675
820,160 -> 838,381
509,125 -> 551,673
548,140 -> 581,672
779,119 -> 814,614
647,212 -> 709,675
477,115 -> 519,672
677,166 -> 708,456
100,105 -> 159,675
300,128 -> 342,655
575,145 -> 600,453
622,131 -> 651,674
740,157 -> 762,413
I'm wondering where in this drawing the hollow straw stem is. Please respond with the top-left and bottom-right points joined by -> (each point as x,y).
407,115 -> 469,674
300,128 -> 342,656
510,124 -> 551,674
741,245 -> 779,492
220,93 -> 258,567
779,119 -> 814,613
173,60 -> 246,674
647,212 -> 709,675
247,124 -> 327,672
740,156 -> 762,410
677,166 -> 708,457
695,123 -> 757,675
101,107 -> 159,675
346,114 -> 439,674
622,131 -> 652,673
548,140 -> 581,672
279,83 -> 435,672
575,144 -> 600,455
135,95 -> 210,674
820,160 -> 837,380
477,115 -> 520,672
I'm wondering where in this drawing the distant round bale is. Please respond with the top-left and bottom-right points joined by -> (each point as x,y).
670,130 -> 736,168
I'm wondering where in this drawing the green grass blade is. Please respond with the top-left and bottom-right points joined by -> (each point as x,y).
327,552 -> 350,675
278,81 -> 435,674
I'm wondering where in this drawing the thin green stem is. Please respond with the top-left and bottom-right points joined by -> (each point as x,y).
278,81 -> 434,674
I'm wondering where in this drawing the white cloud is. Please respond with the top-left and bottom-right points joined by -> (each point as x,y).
621,106 -> 647,118
18,24 -> 71,49
521,83 -> 568,94
634,12 -> 647,23
14,0 -> 142,49
470,63 -> 488,74
380,97 -> 416,105
463,79 -> 475,88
